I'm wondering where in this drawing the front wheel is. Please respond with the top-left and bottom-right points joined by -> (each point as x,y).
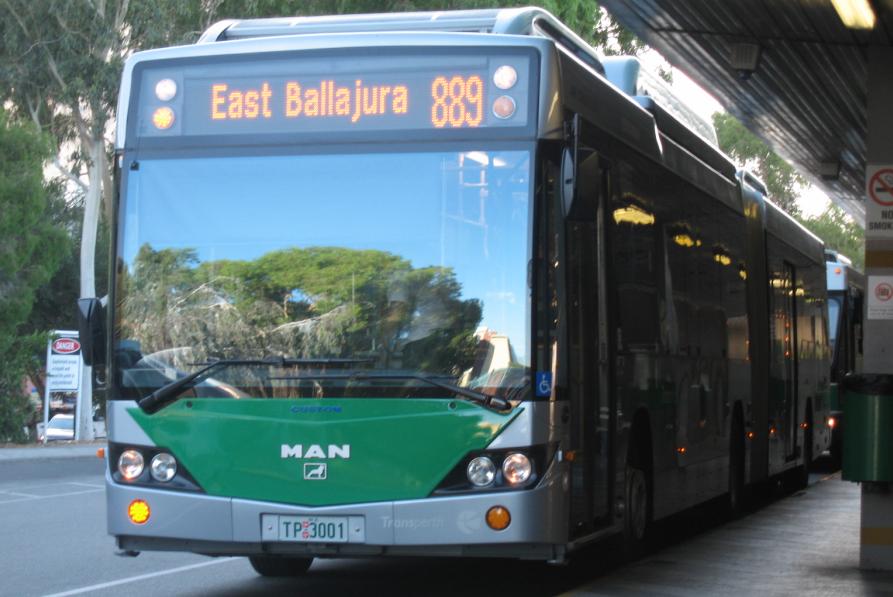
248,555 -> 313,577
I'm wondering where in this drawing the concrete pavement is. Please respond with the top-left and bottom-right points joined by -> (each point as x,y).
566,473 -> 893,596
5,444 -> 892,595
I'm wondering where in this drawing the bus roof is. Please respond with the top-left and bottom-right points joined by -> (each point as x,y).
197,7 -> 601,78
602,56 -> 718,148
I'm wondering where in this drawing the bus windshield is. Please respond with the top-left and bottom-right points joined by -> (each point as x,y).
114,147 -> 532,401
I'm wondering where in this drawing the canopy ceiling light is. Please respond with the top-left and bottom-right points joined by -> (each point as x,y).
831,0 -> 876,29
730,42 -> 761,80
820,161 -> 841,180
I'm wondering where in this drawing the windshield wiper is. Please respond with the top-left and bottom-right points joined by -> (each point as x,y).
138,357 -> 372,413
269,372 -> 511,411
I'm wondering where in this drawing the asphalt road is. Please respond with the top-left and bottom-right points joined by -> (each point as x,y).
0,455 -> 604,597
2,455 -> 882,597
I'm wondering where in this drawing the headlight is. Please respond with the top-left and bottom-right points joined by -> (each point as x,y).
150,452 -> 178,482
118,449 -> 144,480
502,452 -> 532,484
467,456 -> 496,487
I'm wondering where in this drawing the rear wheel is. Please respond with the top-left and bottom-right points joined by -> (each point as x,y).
248,555 -> 313,577
829,421 -> 842,470
728,413 -> 747,518
791,406 -> 814,490
622,463 -> 651,560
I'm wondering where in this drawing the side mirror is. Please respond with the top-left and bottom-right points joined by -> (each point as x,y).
77,297 -> 106,368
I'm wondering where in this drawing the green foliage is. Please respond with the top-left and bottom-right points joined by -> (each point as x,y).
592,6 -> 646,55
0,112 -> 66,441
713,112 -> 805,215
712,112 -> 864,265
0,334 -> 44,442
798,205 -> 865,272
170,1 -> 602,45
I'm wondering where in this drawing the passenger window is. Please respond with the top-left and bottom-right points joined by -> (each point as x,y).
611,191 -> 659,351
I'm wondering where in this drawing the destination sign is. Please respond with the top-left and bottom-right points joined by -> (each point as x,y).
135,51 -> 533,139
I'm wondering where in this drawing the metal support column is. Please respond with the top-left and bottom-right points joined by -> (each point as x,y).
859,45 -> 893,571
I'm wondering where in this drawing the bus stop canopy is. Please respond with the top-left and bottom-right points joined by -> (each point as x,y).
600,0 -> 893,225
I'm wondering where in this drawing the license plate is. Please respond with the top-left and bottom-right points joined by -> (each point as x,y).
261,514 -> 365,543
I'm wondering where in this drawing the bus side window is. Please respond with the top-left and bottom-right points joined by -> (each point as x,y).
610,189 -> 659,353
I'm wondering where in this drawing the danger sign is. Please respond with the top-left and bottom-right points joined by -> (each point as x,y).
868,276 -> 893,320
866,165 -> 893,238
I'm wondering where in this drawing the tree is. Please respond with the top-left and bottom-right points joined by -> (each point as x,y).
712,111 -> 865,267
799,205 -> 864,271
0,112 -> 67,442
713,112 -> 805,215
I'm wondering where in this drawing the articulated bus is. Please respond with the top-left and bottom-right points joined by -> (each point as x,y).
825,249 -> 864,462
77,8 -> 831,574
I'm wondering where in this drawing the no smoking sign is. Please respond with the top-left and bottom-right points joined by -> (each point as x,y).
866,166 -> 893,238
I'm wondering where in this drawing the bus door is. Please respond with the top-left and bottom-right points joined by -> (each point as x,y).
771,262 -> 799,460
565,148 -> 613,534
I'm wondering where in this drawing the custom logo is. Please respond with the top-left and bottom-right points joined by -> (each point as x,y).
281,444 -> 351,459
303,463 -> 327,480
52,338 -> 81,354
290,405 -> 343,414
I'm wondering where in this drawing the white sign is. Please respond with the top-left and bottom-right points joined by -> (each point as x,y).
867,276 -> 893,320
47,336 -> 81,391
866,165 -> 893,239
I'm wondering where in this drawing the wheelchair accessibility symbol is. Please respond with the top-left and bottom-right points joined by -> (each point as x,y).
535,372 -> 553,397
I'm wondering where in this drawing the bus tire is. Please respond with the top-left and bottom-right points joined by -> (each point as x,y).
728,410 -> 747,518
792,404 -> 814,490
829,423 -> 842,470
623,463 -> 651,560
248,555 -> 313,577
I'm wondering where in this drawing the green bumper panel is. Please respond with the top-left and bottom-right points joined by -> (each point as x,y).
842,375 -> 893,482
129,399 -> 520,506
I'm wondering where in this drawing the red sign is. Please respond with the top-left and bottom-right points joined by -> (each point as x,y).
52,338 -> 81,354
869,168 -> 893,207
875,282 -> 893,303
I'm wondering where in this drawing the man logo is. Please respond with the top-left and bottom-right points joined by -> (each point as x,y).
304,463 -> 327,480
281,444 -> 350,459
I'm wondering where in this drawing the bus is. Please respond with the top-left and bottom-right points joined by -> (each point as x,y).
825,249 -> 864,463
77,8 -> 831,574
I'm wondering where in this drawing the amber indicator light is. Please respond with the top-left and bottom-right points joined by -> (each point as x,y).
486,506 -> 511,531
152,107 -> 175,130
128,499 -> 151,525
